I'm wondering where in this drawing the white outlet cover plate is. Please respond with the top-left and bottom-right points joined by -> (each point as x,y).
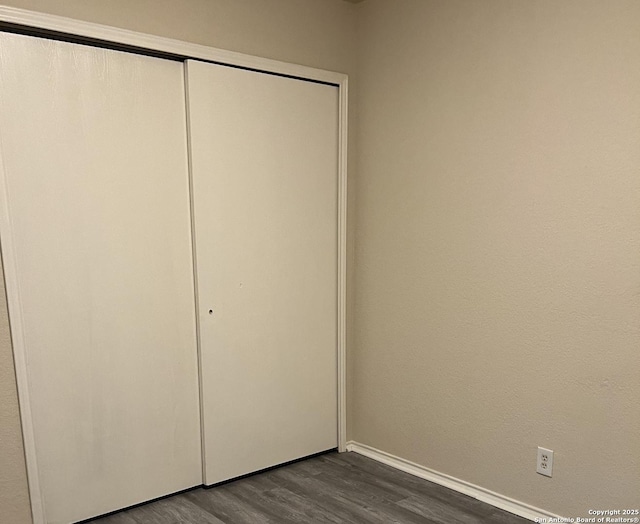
537,447 -> 554,477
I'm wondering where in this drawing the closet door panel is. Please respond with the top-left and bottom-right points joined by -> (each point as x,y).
0,33 -> 201,523
186,60 -> 338,485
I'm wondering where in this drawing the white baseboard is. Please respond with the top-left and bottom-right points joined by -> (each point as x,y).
346,441 -> 563,522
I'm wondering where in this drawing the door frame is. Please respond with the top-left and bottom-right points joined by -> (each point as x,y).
0,7 -> 348,524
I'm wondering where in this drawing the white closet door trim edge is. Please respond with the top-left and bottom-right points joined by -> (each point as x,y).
337,76 -> 348,455
0,134 -> 46,523
0,6 -> 347,85
0,7 -> 348,523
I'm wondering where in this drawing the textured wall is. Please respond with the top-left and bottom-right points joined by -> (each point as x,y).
352,0 -> 640,517
0,2 -> 357,523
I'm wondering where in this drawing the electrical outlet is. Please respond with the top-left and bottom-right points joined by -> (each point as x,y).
537,447 -> 553,477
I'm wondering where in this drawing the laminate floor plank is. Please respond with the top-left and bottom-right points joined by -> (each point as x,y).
266,467 -> 400,524
486,509 -> 531,524
302,469 -> 437,523
131,497 -> 226,524
204,481 -> 302,524
88,451 -> 530,524
185,481 -> 279,524
89,512 -> 138,524
184,488 -> 271,524
397,494 -> 490,524
254,487 -> 348,524
327,453 -> 495,518
329,453 -> 483,506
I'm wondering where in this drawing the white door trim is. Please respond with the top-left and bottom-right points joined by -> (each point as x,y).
0,7 -> 348,524
0,150 -> 46,524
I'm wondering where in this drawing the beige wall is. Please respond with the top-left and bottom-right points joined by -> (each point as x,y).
0,2 -> 357,523
352,0 -> 640,517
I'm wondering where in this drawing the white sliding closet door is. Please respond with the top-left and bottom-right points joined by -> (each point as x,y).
186,60 -> 338,485
0,34 -> 201,523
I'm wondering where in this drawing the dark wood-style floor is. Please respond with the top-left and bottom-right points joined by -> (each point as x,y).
90,451 -> 530,523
